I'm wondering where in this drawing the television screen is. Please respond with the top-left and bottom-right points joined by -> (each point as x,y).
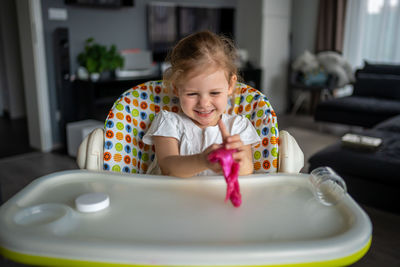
147,4 -> 235,62
179,7 -> 221,38
147,4 -> 177,56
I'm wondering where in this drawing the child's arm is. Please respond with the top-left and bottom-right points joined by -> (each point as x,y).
153,136 -> 222,178
218,120 -> 254,175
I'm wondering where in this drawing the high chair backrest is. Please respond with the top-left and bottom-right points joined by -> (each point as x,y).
103,81 -> 279,174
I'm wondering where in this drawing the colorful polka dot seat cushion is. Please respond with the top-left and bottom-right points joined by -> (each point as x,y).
103,80 -> 279,174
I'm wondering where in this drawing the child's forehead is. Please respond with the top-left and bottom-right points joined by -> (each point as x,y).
179,77 -> 229,93
182,68 -> 228,84
176,62 -> 228,82
179,85 -> 227,92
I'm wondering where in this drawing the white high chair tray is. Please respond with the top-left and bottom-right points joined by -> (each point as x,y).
0,170 -> 371,266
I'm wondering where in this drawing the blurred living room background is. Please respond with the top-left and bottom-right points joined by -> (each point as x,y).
0,0 -> 399,266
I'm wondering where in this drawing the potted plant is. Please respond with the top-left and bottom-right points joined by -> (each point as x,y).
77,38 -> 124,81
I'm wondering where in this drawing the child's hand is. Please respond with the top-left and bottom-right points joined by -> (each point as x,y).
218,120 -> 254,175
202,144 -> 223,173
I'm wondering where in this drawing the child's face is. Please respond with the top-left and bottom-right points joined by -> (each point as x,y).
175,68 -> 236,129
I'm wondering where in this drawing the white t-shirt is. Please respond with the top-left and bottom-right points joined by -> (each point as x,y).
142,110 -> 261,176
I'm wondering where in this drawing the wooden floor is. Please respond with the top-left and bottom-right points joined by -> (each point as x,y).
0,115 -> 399,266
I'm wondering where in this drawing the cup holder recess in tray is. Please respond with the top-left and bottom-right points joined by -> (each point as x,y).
14,203 -> 76,234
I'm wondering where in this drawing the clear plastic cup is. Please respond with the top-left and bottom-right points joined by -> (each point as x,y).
309,167 -> 347,206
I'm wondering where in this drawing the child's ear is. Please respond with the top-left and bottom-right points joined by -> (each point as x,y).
228,75 -> 237,95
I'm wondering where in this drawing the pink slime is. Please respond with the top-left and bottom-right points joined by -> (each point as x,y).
208,148 -> 241,207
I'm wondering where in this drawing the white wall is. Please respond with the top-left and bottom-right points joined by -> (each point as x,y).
290,0 -> 319,60
236,0 -> 291,114
236,0 -> 263,67
16,0 -> 53,152
261,0 -> 291,114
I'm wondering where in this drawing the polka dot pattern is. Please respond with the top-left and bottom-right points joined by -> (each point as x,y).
103,81 -> 279,174
228,84 -> 279,173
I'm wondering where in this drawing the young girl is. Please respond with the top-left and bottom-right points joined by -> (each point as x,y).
143,31 -> 261,177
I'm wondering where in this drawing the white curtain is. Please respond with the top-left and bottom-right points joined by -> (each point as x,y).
343,0 -> 400,69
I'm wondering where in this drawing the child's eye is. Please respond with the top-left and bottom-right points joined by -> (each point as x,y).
211,92 -> 221,96
187,93 -> 198,96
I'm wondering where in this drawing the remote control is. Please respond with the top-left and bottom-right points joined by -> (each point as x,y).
341,133 -> 382,151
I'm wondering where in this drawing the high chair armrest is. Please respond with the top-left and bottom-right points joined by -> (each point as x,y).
76,128 -> 104,171
278,130 -> 304,173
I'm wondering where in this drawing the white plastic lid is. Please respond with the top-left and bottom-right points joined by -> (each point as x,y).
75,193 -> 110,213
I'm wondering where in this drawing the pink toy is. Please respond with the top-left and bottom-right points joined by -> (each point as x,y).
208,148 -> 241,207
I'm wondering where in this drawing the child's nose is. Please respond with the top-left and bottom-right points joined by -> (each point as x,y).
198,95 -> 210,107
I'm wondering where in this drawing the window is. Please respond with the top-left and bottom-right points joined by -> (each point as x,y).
343,0 -> 400,68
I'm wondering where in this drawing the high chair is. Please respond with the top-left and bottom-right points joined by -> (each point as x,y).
0,82 -> 372,267
76,81 -> 304,174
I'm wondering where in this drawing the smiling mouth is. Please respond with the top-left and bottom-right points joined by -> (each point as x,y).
195,110 -> 214,116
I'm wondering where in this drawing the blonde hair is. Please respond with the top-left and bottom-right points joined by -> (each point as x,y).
163,31 -> 239,88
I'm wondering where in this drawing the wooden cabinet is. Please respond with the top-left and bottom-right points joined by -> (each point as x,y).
72,75 -> 160,121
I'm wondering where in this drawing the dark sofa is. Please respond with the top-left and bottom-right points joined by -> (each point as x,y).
314,62 -> 400,128
309,63 -> 400,213
309,115 -> 400,213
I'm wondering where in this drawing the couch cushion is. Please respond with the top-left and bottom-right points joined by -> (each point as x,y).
374,114 -> 400,132
353,73 -> 400,100
362,61 -> 400,76
308,130 -> 400,186
315,96 -> 400,128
